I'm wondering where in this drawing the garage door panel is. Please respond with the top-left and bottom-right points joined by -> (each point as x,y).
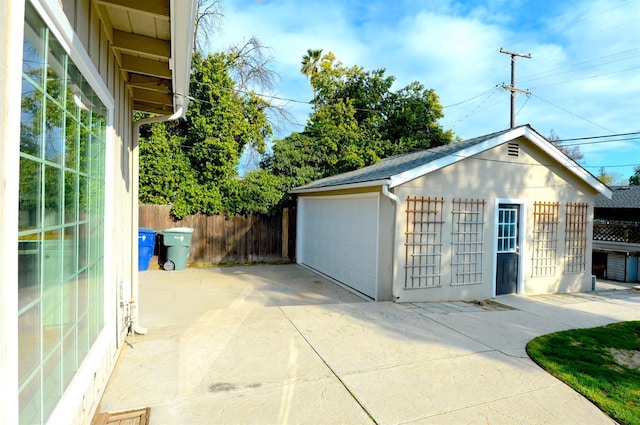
299,195 -> 379,299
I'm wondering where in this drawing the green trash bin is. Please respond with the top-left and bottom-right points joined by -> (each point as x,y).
161,227 -> 194,271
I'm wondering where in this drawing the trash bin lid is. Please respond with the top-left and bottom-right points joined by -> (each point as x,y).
139,227 -> 157,234
162,227 -> 194,233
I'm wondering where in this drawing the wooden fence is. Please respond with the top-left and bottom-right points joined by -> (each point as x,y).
139,204 -> 292,265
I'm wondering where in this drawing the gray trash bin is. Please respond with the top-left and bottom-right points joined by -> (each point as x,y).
161,227 -> 194,271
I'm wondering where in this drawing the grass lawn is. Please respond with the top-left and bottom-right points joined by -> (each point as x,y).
527,321 -> 640,425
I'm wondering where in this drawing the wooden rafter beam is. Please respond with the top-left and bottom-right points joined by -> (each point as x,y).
113,30 -> 170,59
94,0 -> 169,20
127,74 -> 171,93
133,101 -> 174,115
133,88 -> 173,106
121,55 -> 171,79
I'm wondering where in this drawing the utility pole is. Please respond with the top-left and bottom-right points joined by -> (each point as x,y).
500,48 -> 531,128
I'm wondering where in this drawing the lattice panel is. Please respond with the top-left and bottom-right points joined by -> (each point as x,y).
532,202 -> 559,276
564,203 -> 589,274
450,198 -> 486,285
404,197 -> 445,288
593,220 -> 640,243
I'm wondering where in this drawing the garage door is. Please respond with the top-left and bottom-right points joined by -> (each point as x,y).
297,194 -> 379,299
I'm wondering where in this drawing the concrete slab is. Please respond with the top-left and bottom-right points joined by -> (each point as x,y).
340,350 -> 593,425
280,302 -> 492,373
98,265 -> 640,425
413,385 -> 615,424
147,377 -> 373,425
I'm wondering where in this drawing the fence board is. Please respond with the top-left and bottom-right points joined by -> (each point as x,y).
138,205 -> 287,266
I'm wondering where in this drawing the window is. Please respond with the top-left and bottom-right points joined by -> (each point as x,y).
451,198 -> 486,285
18,5 -> 106,424
404,197 -> 444,288
531,202 -> 559,276
497,207 -> 518,253
564,203 -> 589,274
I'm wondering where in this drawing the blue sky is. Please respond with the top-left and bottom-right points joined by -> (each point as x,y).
209,0 -> 640,182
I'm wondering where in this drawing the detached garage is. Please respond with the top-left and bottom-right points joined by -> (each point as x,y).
291,125 -> 612,302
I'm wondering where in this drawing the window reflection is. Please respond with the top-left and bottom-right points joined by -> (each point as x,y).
18,4 -> 107,423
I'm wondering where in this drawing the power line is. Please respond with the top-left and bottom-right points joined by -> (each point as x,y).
181,89 -> 639,151
557,131 -> 640,142
530,93 -> 615,133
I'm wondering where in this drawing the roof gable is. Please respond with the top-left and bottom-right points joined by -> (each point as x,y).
290,125 -> 612,199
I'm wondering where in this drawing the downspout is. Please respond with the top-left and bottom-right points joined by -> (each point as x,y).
129,106 -> 185,335
382,183 -> 400,301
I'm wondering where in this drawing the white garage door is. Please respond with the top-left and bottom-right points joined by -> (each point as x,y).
297,194 -> 379,299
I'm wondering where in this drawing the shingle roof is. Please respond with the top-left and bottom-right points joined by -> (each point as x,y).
289,124 -> 612,198
291,127 -> 515,191
595,186 -> 640,209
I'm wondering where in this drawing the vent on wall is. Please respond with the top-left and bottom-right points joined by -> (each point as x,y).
507,142 -> 520,157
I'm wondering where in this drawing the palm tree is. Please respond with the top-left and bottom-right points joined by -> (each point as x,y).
300,48 -> 323,81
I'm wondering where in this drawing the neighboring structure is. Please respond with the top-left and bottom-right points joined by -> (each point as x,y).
291,125 -> 612,302
0,1 -> 196,424
592,186 -> 640,282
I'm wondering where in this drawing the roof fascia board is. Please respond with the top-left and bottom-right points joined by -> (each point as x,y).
289,179 -> 391,194
521,127 -> 613,199
170,0 -> 197,114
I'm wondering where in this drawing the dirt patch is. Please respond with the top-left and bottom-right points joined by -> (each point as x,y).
608,347 -> 640,371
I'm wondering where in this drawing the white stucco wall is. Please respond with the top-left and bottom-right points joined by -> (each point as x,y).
391,136 -> 598,302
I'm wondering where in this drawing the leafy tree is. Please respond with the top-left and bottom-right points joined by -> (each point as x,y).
193,0 -> 222,54
597,167 -> 615,186
138,51 -> 272,219
265,51 -> 454,183
301,48 -> 323,82
222,170 -> 288,216
548,130 -> 584,163
629,166 -> 640,186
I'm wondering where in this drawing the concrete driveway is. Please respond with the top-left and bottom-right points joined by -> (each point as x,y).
98,264 -> 640,424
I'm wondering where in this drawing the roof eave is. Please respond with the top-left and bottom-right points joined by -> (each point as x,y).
289,179 -> 392,194
520,127 -> 613,199
289,125 -> 614,199
170,0 -> 197,116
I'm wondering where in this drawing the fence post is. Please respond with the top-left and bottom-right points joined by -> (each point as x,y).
282,208 -> 289,259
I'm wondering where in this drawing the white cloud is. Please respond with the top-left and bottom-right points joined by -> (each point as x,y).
212,0 -> 640,178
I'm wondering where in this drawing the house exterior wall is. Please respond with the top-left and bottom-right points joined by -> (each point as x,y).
2,1 -> 136,423
391,136 -> 598,302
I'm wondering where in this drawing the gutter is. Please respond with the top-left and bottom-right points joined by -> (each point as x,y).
381,183 -> 400,301
130,106 -> 185,335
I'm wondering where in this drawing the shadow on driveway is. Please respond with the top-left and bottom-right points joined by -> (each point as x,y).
98,264 -> 639,424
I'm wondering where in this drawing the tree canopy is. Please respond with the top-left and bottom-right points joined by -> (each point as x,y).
548,130 -> 584,163
139,49 -> 455,219
263,51 -> 454,185
138,51 -> 273,219
629,166 -> 640,186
